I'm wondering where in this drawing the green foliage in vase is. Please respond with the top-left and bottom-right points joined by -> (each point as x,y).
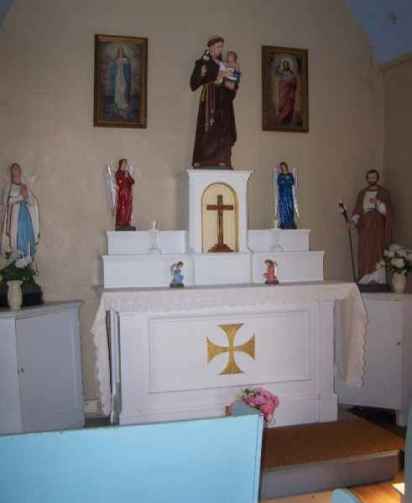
0,255 -> 37,285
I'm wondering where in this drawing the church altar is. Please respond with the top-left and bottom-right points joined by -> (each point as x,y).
92,281 -> 366,426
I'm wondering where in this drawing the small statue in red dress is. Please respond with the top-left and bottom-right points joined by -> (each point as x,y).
264,259 -> 279,285
115,158 -> 135,231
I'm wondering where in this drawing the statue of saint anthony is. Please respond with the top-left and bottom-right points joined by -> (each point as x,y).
190,36 -> 238,169
352,169 -> 393,284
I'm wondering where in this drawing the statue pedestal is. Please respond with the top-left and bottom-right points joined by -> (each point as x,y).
102,168 -> 324,288
187,169 -> 252,254
103,228 -> 323,288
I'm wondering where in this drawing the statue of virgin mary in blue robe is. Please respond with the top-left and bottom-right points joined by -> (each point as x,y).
274,162 -> 299,229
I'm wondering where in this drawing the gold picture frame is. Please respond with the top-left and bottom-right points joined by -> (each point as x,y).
94,34 -> 148,129
262,46 -> 309,132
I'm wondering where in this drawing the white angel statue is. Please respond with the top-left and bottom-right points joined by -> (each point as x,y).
273,161 -> 299,229
0,162 -> 40,260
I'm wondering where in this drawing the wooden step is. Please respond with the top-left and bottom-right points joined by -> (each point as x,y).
261,416 -> 404,499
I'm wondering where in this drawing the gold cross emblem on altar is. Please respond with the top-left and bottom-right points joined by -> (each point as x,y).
207,323 -> 255,375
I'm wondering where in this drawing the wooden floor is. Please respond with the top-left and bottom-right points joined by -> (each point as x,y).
262,409 -> 405,502
352,475 -> 404,503
264,472 -> 404,502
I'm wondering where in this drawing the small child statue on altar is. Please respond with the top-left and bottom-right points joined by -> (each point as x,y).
170,261 -> 184,288
264,259 -> 279,285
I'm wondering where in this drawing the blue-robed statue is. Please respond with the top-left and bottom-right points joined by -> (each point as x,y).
273,161 -> 299,229
1,163 -> 40,260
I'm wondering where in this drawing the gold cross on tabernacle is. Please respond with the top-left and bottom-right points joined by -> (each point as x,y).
207,323 -> 255,375
206,194 -> 234,252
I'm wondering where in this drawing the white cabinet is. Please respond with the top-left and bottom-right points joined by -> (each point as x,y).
336,293 -> 412,426
0,302 -> 84,435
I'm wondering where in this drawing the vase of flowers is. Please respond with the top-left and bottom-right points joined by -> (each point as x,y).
392,273 -> 407,294
239,387 -> 280,426
0,254 -> 42,308
378,244 -> 412,294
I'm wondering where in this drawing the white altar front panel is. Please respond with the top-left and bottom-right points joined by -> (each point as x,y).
116,301 -> 337,428
93,282 -> 367,420
149,311 -> 311,392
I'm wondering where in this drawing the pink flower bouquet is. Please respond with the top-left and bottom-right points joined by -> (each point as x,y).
240,387 -> 279,425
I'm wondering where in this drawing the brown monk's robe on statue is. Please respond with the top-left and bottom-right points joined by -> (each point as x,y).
190,57 -> 237,169
353,185 -> 393,279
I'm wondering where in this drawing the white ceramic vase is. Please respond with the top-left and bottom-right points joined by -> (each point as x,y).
7,280 -> 23,310
392,272 -> 407,294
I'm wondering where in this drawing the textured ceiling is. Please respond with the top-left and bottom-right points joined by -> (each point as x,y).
1,1 -> 412,65
345,0 -> 412,64
0,0 -> 12,26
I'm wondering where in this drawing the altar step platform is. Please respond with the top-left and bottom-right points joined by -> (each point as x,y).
103,228 -> 324,288
261,413 -> 404,499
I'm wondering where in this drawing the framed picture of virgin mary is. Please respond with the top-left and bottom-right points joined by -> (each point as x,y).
262,46 -> 309,132
94,34 -> 148,128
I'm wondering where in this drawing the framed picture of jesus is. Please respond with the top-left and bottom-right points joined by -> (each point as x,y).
94,34 -> 148,129
262,46 -> 309,132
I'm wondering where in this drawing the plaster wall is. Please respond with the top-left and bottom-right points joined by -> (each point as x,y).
0,0 -> 384,405
384,58 -> 412,247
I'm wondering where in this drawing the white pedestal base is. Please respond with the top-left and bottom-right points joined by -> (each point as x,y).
103,229 -> 324,288
252,251 -> 324,284
192,253 -> 252,285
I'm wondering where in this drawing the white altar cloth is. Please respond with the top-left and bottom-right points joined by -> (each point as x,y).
92,281 -> 367,417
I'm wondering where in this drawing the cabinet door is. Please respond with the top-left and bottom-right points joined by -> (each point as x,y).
336,297 -> 403,410
0,319 -> 23,434
16,309 -> 84,432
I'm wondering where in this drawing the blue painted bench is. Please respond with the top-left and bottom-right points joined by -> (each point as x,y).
0,402 -> 263,503
331,489 -> 362,503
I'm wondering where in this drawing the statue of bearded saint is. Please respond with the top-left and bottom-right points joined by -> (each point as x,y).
0,163 -> 40,260
352,169 -> 393,285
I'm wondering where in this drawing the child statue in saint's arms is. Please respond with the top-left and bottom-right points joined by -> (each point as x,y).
224,50 -> 241,84
214,50 -> 241,87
